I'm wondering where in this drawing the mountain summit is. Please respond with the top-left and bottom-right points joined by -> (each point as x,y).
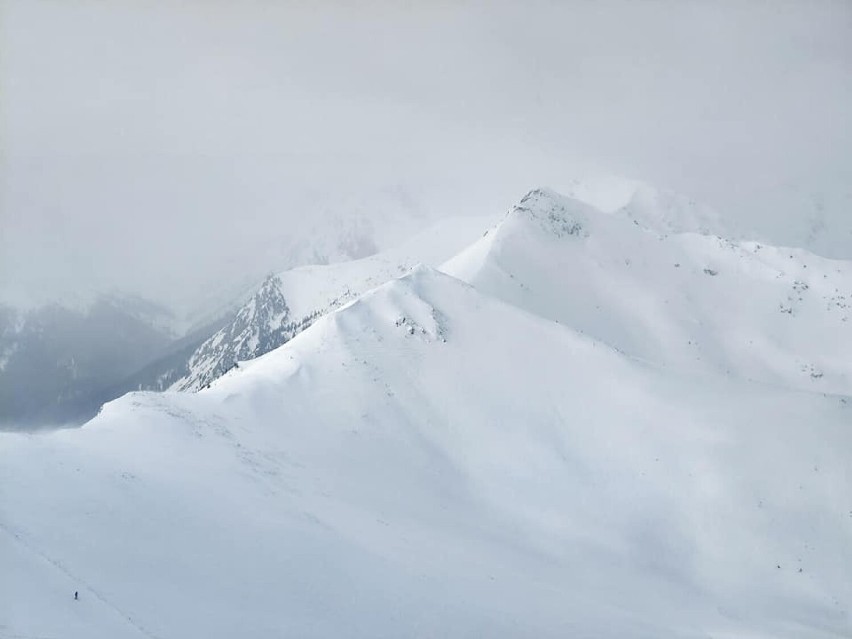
445,187 -> 852,395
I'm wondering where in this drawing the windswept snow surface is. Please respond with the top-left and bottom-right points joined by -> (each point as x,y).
2,264 -> 850,638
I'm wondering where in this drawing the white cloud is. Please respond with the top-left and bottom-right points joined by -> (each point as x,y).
2,1 -> 850,311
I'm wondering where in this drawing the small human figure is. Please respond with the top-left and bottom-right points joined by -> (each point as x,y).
74,591 -> 78,601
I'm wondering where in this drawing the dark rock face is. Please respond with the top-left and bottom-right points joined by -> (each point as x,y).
173,275 -> 320,391
513,188 -> 589,239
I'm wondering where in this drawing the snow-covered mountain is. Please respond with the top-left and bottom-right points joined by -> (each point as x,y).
168,185 -> 448,329
3,264 -> 850,638
445,188 -> 852,395
2,187 -> 850,637
0,214 -> 497,425
171,215 -> 497,391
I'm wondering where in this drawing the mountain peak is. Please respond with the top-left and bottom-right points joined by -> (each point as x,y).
169,273 -> 298,391
508,188 -> 597,239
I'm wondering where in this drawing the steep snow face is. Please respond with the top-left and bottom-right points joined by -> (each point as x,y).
2,267 -> 850,638
171,215 -> 497,391
444,188 -> 852,395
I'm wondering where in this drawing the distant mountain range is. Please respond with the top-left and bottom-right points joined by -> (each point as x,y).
0,295 -> 182,428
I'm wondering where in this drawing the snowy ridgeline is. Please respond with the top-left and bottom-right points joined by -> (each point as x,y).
444,188 -> 852,395
1,187 -> 851,638
169,215 -> 496,392
178,185 -> 852,396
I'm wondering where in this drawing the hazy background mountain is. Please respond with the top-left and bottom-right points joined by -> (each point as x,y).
0,296 -> 177,428
2,1 -> 850,316
0,199 -> 485,429
0,2 -> 849,426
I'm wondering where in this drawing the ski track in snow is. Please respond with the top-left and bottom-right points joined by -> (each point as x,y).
0,521 -> 159,639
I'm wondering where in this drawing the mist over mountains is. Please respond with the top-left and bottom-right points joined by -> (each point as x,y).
4,1 -> 851,312
2,3 -> 850,635
0,201 -> 491,428
3,184 -> 850,637
4,178 -> 849,431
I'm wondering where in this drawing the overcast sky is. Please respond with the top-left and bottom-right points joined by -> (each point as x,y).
2,1 -> 851,313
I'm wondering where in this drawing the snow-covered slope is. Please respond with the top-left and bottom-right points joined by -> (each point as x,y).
2,266 -> 850,638
171,215 -> 496,391
444,188 -> 852,395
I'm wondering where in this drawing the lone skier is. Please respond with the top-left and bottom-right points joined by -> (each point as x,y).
74,591 -> 78,601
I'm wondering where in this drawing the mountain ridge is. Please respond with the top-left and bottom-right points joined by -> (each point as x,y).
169,214 -> 497,391
3,263 -> 849,637
444,187 -> 852,395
